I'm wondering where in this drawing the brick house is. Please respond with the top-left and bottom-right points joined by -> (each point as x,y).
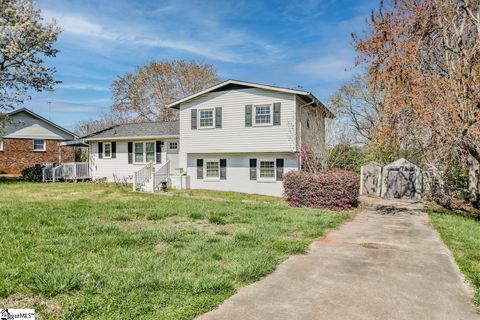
0,108 -> 77,174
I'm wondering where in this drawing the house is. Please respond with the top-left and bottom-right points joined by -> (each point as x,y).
84,80 -> 333,196
0,108 -> 77,174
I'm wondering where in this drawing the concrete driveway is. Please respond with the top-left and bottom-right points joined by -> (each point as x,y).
198,197 -> 479,320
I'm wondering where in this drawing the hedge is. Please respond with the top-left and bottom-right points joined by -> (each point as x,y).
21,164 -> 45,182
283,169 -> 359,211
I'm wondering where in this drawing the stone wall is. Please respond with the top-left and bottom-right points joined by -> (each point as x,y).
0,138 -> 74,174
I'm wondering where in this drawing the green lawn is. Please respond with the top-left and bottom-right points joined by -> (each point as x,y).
429,209 -> 480,308
0,181 -> 348,319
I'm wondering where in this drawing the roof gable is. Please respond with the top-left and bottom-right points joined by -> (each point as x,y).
3,108 -> 76,140
167,79 -> 334,118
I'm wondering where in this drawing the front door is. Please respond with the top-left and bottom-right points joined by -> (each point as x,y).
166,140 -> 179,174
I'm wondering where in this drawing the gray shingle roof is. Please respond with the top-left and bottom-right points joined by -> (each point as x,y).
84,121 -> 179,140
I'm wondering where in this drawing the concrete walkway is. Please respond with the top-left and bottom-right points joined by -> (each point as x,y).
198,197 -> 479,320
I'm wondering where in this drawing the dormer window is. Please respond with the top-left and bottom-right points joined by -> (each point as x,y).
199,109 -> 214,128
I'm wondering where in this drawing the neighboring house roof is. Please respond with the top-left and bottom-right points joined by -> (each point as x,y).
167,79 -> 334,118
83,120 -> 180,141
5,107 -> 77,139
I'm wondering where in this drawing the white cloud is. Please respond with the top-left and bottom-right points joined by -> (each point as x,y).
42,9 -> 279,63
57,83 -> 110,92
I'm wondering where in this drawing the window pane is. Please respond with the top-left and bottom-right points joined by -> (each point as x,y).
169,142 -> 178,149
33,139 -> 45,150
104,143 -> 111,157
260,161 -> 275,178
199,110 -> 213,127
146,142 -> 155,162
206,161 -> 219,178
135,143 -> 144,163
255,106 -> 271,124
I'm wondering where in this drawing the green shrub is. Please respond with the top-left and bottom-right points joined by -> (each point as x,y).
21,164 -> 45,182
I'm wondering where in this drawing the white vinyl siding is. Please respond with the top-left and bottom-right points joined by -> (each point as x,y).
33,139 -> 46,151
179,88 -> 296,164
90,139 -> 179,182
3,111 -> 75,140
187,153 -> 298,197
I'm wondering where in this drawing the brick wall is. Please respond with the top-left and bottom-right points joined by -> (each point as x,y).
0,138 -> 74,174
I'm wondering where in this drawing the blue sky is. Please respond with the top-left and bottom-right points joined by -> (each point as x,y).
26,0 -> 375,130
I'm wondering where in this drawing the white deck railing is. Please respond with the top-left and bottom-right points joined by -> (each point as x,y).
153,160 -> 170,192
133,162 -> 154,191
43,162 -> 90,182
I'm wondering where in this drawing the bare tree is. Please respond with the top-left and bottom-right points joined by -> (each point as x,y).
329,73 -> 381,143
111,60 -> 219,121
353,0 -> 480,202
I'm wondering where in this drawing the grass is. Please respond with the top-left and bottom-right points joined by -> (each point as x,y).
428,208 -> 480,308
0,181 -> 348,319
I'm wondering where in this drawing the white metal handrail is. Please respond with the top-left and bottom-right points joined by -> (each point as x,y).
153,160 -> 170,191
52,164 -> 63,182
133,162 -> 154,191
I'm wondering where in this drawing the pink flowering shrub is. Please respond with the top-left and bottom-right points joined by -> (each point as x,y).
283,169 -> 359,211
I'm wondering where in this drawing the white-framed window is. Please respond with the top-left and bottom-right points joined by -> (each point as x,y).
134,142 -> 144,163
145,142 -> 155,162
103,142 -> 112,158
199,108 -> 214,128
0,139 -> 3,151
254,104 -> 272,125
134,141 -> 156,164
205,160 -> 220,180
33,139 -> 46,151
169,142 -> 178,150
258,160 -> 276,181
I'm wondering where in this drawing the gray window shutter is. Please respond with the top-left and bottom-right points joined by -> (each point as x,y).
276,158 -> 284,181
249,158 -> 257,180
156,141 -> 162,163
98,142 -> 103,159
197,159 -> 203,179
127,142 -> 133,164
245,105 -> 252,127
220,159 -> 227,180
191,109 -> 197,129
273,103 -> 281,125
111,142 -> 116,159
215,107 -> 222,128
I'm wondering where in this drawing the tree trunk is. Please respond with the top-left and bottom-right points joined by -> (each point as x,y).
468,154 -> 479,204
